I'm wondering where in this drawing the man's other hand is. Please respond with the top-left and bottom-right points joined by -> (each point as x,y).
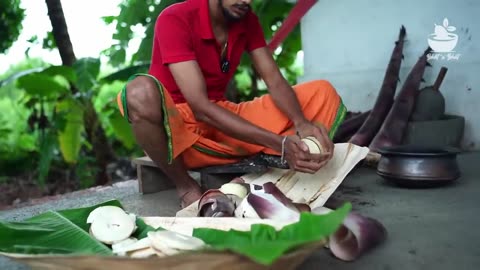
295,121 -> 334,165
283,134 -> 332,174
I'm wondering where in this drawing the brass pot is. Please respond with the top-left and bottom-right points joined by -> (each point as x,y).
376,145 -> 461,188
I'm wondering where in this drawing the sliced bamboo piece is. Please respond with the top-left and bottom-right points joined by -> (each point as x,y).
143,217 -> 294,236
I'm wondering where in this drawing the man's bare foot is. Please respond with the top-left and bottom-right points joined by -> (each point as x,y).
179,186 -> 203,209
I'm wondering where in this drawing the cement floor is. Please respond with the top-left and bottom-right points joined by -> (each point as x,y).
1,152 -> 479,270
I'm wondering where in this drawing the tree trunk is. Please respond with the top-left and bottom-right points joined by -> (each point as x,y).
45,0 -> 76,67
45,0 -> 115,185
83,101 -> 116,185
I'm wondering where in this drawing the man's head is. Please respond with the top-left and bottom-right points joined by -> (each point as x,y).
218,0 -> 252,22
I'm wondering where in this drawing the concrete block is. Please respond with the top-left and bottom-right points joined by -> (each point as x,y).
133,157 -> 175,194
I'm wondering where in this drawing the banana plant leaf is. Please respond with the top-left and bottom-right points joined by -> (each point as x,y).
108,112 -> 136,150
16,73 -> 69,98
0,199 -> 351,267
73,58 -> 101,93
57,98 -> 85,164
133,217 -> 162,239
193,203 -> 352,265
41,66 -> 78,83
0,200 -> 123,256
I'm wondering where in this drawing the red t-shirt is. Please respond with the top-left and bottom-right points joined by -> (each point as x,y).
148,0 -> 267,104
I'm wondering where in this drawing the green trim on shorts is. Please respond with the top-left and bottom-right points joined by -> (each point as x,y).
328,100 -> 347,139
120,73 -> 174,164
191,144 -> 239,159
121,81 -> 130,123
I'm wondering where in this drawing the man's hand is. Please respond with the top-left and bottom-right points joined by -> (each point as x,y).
295,121 -> 334,168
283,135 -> 332,174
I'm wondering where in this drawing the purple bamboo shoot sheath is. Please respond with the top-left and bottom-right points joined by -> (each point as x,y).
334,110 -> 371,143
329,212 -> 387,261
247,193 -> 299,221
262,182 -> 295,208
245,182 -> 300,221
350,26 -> 407,146
293,203 -> 311,212
369,47 -> 432,152
197,190 -> 235,217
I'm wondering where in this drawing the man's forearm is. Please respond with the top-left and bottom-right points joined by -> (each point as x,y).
197,102 -> 284,152
269,78 -> 309,127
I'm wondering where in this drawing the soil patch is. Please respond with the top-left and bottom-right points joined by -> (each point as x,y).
0,159 -> 136,210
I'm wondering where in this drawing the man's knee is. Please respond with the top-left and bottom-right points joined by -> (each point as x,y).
125,76 -> 163,123
295,79 -> 339,100
309,79 -> 338,96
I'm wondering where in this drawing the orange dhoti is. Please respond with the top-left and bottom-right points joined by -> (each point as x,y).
117,74 -> 347,169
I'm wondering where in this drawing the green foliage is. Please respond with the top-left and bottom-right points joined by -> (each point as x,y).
42,66 -> 78,83
108,113 -> 136,150
13,66 -> 79,183
1,58 -> 140,186
0,105 -> 37,175
42,31 -> 57,50
57,98 -> 84,164
37,129 -> 57,186
0,0 -> 25,54
99,63 -> 149,83
17,73 -> 69,98
236,0 -> 303,98
0,59 -> 47,91
74,155 -> 98,189
0,60 -> 49,176
73,58 -> 101,92
25,32 -> 57,55
94,80 -> 137,152
103,0 -> 183,66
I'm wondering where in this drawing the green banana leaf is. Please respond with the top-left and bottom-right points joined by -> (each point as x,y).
52,199 -> 123,231
133,217 -> 162,239
0,200 -> 123,256
0,199 -> 350,266
193,203 -> 352,265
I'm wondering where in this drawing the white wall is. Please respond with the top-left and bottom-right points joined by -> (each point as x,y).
299,0 -> 480,150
